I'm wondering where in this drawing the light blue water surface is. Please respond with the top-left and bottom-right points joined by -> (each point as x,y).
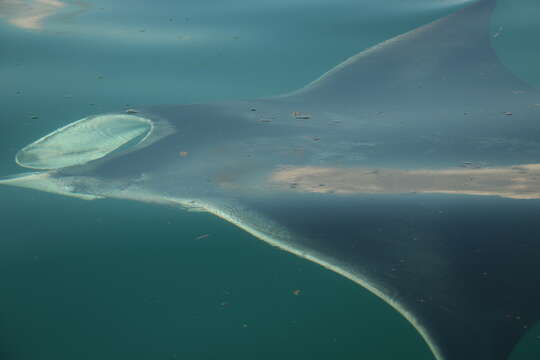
1,0 -> 540,359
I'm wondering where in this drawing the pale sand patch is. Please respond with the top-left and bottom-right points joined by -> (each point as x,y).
0,0 -> 65,30
269,164 -> 540,199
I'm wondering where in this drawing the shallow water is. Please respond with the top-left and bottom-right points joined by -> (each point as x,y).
1,0 -> 540,359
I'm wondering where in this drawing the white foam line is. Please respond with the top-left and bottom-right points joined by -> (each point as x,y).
195,198 -> 445,360
0,171 -> 102,200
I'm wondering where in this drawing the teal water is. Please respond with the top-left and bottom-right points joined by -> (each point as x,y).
1,0 -> 540,359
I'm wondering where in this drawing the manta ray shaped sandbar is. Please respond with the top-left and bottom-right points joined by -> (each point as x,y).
2,0 -> 540,359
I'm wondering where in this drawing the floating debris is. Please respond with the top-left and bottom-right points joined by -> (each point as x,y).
313,137 -> 320,141
179,151 -> 189,157
259,119 -> 272,123
292,289 -> 301,296
250,108 -> 257,111
461,161 -> 483,169
292,111 -> 311,119
242,323 -> 248,328
195,233 -> 210,240
125,108 -> 139,114
31,115 -> 38,119
97,75 -> 104,79
492,26 -> 503,38
503,112 -> 512,116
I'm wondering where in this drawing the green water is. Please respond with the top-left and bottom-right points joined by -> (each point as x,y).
1,0 -> 540,359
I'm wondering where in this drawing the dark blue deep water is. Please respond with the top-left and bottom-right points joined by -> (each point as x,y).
1,0 -> 540,359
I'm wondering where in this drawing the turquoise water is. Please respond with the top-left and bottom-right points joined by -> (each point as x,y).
1,0 -> 540,359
